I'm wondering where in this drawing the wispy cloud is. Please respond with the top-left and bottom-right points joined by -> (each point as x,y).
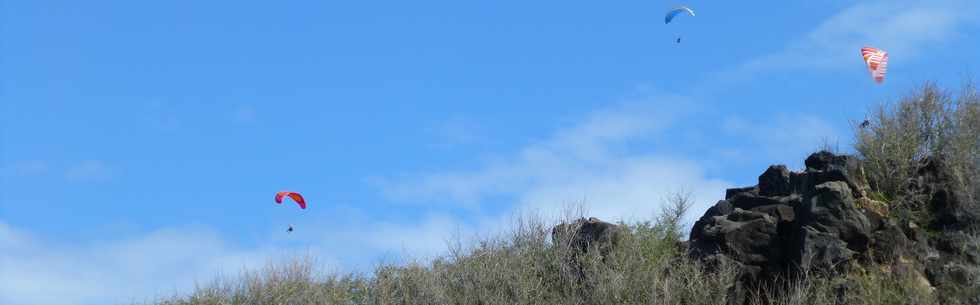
0,222 -> 280,305
0,216 -> 471,305
144,100 -> 182,131
1,160 -> 50,177
714,0 -> 980,85
361,213 -> 468,260
425,116 -> 486,149
720,114 -> 843,168
378,93 -> 730,227
64,160 -> 114,182
379,95 -> 695,204
232,104 -> 257,123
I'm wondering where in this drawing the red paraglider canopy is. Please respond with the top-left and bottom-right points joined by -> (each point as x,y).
275,191 -> 307,209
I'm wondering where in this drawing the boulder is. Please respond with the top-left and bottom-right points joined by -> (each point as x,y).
728,192 -> 802,211
690,200 -> 733,242
797,226 -> 855,273
726,186 -> 758,200
552,216 -> 624,297
797,181 -> 872,253
901,157 -> 979,231
869,220 -> 909,264
749,204 -> 795,223
803,151 -> 871,199
758,165 -> 792,197
690,208 -> 779,265
552,217 -> 621,257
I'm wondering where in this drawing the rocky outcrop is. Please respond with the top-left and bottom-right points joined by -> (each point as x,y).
551,217 -> 623,299
900,157 -> 979,231
901,157 -> 980,304
552,217 -> 622,258
689,151 -> 980,305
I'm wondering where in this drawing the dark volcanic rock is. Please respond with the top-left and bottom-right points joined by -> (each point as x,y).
552,216 -> 624,295
690,200 -> 733,242
802,151 -> 871,199
726,186 -> 758,200
759,165 -> 792,197
728,192 -> 802,211
902,157 -> 979,231
552,217 -> 622,257
869,220 -> 909,264
797,181 -> 872,253
688,151 -> 980,305
714,209 -> 779,265
798,226 -> 855,273
750,204 -> 795,223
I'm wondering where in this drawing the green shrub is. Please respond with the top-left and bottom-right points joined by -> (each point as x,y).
854,81 -> 980,205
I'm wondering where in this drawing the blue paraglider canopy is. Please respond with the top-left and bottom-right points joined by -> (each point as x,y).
664,6 -> 695,24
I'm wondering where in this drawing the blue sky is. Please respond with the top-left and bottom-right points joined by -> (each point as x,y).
2,0 -> 980,304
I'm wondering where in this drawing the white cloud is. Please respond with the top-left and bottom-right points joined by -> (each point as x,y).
278,207 -> 489,268
0,222 -> 26,249
64,160 -> 113,182
516,156 -> 731,226
0,216 -> 482,305
361,213 -> 467,260
797,1 -> 972,64
715,0 -> 980,84
0,222 -> 285,305
721,114 -> 843,168
374,86 -> 851,248
378,93 -> 730,231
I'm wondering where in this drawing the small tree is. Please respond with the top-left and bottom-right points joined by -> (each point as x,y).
854,81 -> 980,202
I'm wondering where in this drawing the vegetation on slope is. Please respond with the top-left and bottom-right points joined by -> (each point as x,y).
855,81 -> 979,204
149,81 -> 979,305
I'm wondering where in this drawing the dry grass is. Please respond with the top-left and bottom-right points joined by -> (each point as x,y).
767,263 -> 945,305
145,193 -> 953,305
